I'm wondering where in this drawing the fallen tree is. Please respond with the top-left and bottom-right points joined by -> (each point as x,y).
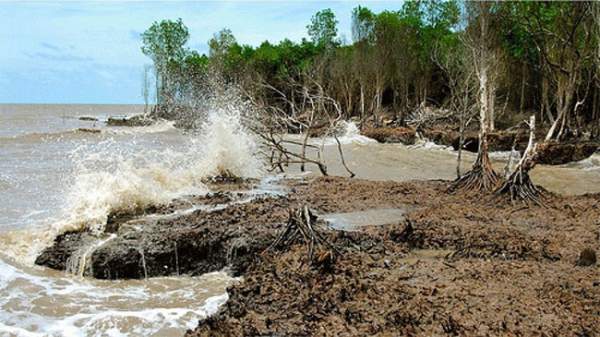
249,75 -> 355,178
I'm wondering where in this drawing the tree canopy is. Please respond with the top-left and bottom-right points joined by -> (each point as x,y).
140,2 -> 600,139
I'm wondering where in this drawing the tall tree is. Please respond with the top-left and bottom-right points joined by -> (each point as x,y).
307,9 -> 339,49
351,6 -> 375,120
208,28 -> 237,74
141,18 -> 189,105
506,2 -> 595,140
450,1 -> 499,193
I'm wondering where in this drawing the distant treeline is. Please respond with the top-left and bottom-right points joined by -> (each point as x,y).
140,1 -> 600,139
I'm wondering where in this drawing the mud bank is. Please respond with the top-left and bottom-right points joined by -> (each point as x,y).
187,177 -> 599,337
363,126 -> 599,165
35,183 -> 287,279
37,176 -> 599,336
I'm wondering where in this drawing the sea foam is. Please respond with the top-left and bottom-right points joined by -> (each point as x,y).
1,98 -> 262,264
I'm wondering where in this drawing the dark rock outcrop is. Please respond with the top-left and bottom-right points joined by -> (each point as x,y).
35,231 -> 94,270
78,116 -> 99,122
106,114 -> 153,127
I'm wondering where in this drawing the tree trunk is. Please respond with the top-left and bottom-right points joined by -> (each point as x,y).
488,81 -> 496,131
495,115 -> 543,204
450,60 -> 498,191
456,110 -> 465,179
542,76 -> 555,126
519,62 -> 527,114
360,84 -> 365,121
449,4 -> 499,193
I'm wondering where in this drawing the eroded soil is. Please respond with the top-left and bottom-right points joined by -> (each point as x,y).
363,125 -> 599,165
188,177 -> 600,337
36,176 -> 600,336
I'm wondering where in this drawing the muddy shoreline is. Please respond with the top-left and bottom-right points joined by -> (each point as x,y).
362,126 -> 599,165
35,176 -> 599,336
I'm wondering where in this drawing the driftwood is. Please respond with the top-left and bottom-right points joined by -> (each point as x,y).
264,206 -> 338,268
495,115 -> 545,204
251,78 -> 356,178
257,130 -> 328,176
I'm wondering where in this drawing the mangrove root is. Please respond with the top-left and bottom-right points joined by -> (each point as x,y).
495,116 -> 545,205
449,148 -> 499,193
264,206 -> 338,267
495,168 -> 544,205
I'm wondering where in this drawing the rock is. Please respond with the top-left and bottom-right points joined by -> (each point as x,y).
34,231 -> 95,270
576,248 -> 597,267
79,116 -> 98,121
77,128 -> 101,133
106,114 -> 153,127
35,191 -> 287,279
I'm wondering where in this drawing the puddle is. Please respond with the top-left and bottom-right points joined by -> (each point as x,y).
250,175 -> 288,196
322,207 -> 413,231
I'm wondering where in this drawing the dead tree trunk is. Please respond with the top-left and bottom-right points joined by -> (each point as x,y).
495,115 -> 544,204
450,10 -> 499,193
456,112 -> 465,179
450,129 -> 499,192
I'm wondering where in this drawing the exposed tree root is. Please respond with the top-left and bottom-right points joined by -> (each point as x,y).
495,116 -> 545,205
495,168 -> 545,205
264,206 -> 338,268
449,149 -> 499,193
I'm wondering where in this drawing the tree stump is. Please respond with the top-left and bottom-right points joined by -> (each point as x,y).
264,206 -> 338,268
495,115 -> 545,204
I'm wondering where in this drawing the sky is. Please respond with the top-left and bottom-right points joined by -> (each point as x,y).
0,1 -> 404,104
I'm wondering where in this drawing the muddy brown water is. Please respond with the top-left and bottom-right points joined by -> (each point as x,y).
1,104 -> 599,336
286,134 -> 600,196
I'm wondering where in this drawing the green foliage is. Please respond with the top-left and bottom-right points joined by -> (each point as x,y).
307,9 -> 339,48
141,18 -> 189,67
183,51 -> 209,74
141,18 -> 190,104
208,28 -> 237,59
140,3 -> 599,129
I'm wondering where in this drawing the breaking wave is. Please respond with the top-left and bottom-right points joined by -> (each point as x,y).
1,100 -> 263,264
61,105 -> 261,234
321,121 -> 376,145
408,138 -> 454,152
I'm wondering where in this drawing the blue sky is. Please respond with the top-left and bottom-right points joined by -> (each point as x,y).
0,1 -> 404,104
